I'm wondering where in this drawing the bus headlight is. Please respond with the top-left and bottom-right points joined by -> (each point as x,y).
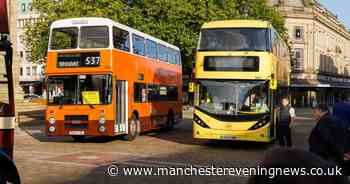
48,126 -> 56,133
98,126 -> 106,133
99,117 -> 105,125
248,118 -> 269,130
193,114 -> 210,128
49,117 -> 55,125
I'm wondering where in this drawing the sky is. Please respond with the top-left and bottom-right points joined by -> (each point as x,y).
318,0 -> 350,29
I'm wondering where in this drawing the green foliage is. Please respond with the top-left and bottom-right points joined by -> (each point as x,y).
25,0 -> 286,68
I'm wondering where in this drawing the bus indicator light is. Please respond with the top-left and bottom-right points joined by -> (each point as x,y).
49,117 -> 56,125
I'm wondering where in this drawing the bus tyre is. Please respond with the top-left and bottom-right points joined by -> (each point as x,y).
166,112 -> 175,131
72,135 -> 85,142
124,114 -> 139,141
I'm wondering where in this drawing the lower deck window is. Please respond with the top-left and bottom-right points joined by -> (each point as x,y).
134,83 -> 179,103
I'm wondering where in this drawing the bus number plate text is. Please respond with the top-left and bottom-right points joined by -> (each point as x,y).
69,130 -> 85,135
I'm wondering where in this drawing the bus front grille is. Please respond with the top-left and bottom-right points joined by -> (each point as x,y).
64,123 -> 88,129
64,115 -> 88,121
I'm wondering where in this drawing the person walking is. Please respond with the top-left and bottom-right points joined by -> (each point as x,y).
333,95 -> 350,174
309,104 -> 346,165
276,97 -> 295,147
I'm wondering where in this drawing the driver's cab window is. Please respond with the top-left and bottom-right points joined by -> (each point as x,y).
242,84 -> 269,113
0,54 -> 10,115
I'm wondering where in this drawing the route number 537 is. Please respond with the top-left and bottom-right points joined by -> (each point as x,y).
85,56 -> 101,66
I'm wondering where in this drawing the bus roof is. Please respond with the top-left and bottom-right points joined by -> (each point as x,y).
50,17 -> 180,51
201,20 -> 272,29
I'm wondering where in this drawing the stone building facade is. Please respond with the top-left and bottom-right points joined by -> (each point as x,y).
268,0 -> 350,107
17,0 -> 44,95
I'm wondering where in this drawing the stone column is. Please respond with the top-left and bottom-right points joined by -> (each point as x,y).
8,0 -> 24,108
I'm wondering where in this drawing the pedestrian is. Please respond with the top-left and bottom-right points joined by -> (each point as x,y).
276,97 -> 295,147
309,104 -> 346,166
333,95 -> 350,174
333,94 -> 350,128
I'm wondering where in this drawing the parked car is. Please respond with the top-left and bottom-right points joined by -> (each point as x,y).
23,94 -> 40,102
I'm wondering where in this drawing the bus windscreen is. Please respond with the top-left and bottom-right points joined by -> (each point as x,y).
50,27 -> 78,50
47,74 -> 112,105
198,28 -> 269,52
80,26 -> 109,48
50,26 -> 109,50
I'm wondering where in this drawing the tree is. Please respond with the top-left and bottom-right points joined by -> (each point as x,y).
25,0 -> 286,68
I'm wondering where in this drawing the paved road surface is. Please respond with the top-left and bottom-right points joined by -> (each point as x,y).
14,109 -> 315,184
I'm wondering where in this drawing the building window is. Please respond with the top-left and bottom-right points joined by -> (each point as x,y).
294,26 -> 304,40
20,67 -> 23,76
28,3 -> 33,11
26,52 -> 31,62
21,3 -> 26,12
32,66 -> 37,76
20,51 -> 23,58
293,48 -> 304,71
26,67 -> 30,76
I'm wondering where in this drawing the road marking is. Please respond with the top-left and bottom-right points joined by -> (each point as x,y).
78,156 -> 100,160
128,159 -> 209,168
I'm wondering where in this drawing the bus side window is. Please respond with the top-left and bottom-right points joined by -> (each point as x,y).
175,51 -> 181,66
158,44 -> 168,62
113,27 -> 130,52
169,49 -> 176,64
134,83 -> 147,103
146,39 -> 158,59
132,34 -> 145,56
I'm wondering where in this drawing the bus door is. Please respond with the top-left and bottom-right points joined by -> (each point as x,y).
115,80 -> 128,134
267,79 -> 278,139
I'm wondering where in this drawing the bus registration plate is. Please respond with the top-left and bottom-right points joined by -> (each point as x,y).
69,131 -> 85,135
219,135 -> 236,140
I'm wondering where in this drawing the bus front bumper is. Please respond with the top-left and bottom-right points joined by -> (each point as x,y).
46,120 -> 116,137
193,122 -> 272,142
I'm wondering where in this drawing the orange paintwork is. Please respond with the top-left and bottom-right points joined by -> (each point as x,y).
45,49 -> 183,136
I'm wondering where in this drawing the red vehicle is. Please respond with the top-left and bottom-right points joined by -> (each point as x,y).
0,0 -> 20,183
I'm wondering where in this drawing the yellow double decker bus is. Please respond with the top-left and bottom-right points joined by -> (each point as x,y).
193,20 -> 291,142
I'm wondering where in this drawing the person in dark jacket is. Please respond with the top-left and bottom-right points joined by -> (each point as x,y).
334,95 -> 350,175
277,98 -> 295,147
309,104 -> 346,165
333,95 -> 350,128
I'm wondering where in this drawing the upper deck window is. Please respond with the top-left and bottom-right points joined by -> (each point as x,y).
80,26 -> 109,48
50,27 -> 78,50
132,34 -> 145,56
158,44 -> 168,62
146,39 -> 157,59
113,27 -> 130,51
198,28 -> 269,52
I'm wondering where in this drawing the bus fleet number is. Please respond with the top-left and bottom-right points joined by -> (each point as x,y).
84,56 -> 101,66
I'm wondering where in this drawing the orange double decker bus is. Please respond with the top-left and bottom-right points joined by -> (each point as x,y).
45,18 -> 182,141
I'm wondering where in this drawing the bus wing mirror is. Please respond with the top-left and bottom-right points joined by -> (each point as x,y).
269,79 -> 277,90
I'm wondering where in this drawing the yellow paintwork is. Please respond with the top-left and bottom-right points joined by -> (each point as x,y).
193,20 -> 290,142
196,51 -> 273,80
202,20 -> 271,29
193,108 -> 272,142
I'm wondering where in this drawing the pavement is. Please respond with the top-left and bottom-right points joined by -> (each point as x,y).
13,107 -> 317,184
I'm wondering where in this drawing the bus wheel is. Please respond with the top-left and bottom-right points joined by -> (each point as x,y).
124,114 -> 139,141
72,135 -> 85,142
166,112 -> 175,131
